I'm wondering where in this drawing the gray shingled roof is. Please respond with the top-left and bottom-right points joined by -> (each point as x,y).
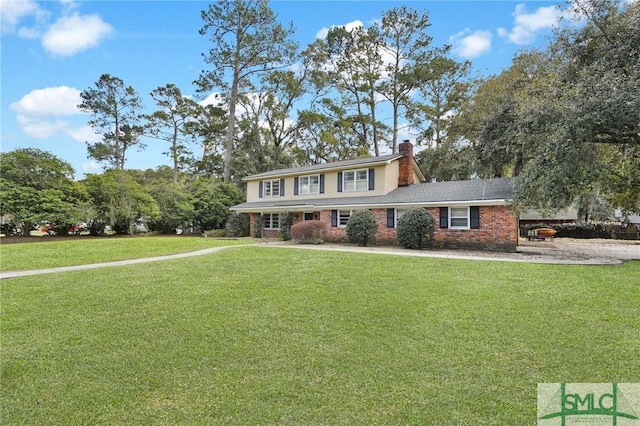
231,177 -> 514,211
244,154 -> 403,180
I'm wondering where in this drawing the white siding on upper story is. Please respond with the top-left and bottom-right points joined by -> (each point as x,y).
245,162 -> 403,203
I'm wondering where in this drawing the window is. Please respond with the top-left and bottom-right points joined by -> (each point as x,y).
263,213 -> 280,229
331,209 -> 353,227
439,206 -> 479,229
343,169 -> 368,192
339,210 -> 352,227
263,179 -> 280,197
298,175 -> 320,195
449,207 -> 469,229
395,208 -> 409,228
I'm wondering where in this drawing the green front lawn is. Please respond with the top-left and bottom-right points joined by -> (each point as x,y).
1,247 -> 638,425
0,236 -> 253,271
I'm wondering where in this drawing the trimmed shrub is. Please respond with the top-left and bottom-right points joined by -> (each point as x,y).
346,209 -> 378,246
226,213 -> 249,237
291,220 -> 327,244
203,229 -> 227,238
397,208 -> 435,249
253,214 -> 264,238
278,213 -> 294,241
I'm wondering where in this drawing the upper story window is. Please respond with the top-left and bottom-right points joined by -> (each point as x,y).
343,169 -> 369,192
299,175 -> 319,195
263,179 -> 280,197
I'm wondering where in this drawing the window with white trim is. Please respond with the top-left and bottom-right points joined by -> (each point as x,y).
339,210 -> 352,227
299,174 -> 320,195
263,179 -> 280,197
343,169 -> 368,192
449,207 -> 469,229
263,213 -> 280,229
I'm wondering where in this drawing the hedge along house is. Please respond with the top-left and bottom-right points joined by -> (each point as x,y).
231,141 -> 518,251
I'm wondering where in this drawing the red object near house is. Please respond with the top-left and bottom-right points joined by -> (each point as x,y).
536,228 -> 557,238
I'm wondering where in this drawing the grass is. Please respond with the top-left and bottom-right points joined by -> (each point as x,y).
0,236 -> 253,271
1,246 -> 639,425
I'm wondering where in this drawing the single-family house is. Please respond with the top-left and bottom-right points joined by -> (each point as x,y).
231,141 -> 518,251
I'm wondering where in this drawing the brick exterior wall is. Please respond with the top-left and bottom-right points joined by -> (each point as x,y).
252,206 -> 518,252
427,206 -> 517,252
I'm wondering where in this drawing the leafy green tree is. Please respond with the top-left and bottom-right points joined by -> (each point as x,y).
411,57 -> 475,181
481,0 -> 640,213
83,171 -> 160,235
345,209 -> 378,246
188,178 -> 244,230
457,54 -> 546,179
412,57 -> 473,148
278,212 -> 293,241
378,6 -> 446,153
78,74 -> 144,170
145,84 -> 199,183
226,213 -> 250,237
416,141 -> 476,182
292,107 -> 370,165
308,25 -> 387,156
146,183 -> 195,234
232,90 -> 295,180
196,0 -> 297,182
0,149 -> 88,235
183,104 -> 227,178
396,208 -> 435,249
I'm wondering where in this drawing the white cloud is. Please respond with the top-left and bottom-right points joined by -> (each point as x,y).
66,124 -> 100,143
0,0 -> 48,33
11,86 -> 83,116
17,25 -> 40,39
10,86 -> 94,142
498,4 -> 562,45
82,161 -> 100,173
315,20 -> 363,39
15,115 -> 70,139
199,92 -> 224,108
450,29 -> 492,59
42,12 -> 114,57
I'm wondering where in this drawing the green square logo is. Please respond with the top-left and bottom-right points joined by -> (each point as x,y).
538,383 -> 640,425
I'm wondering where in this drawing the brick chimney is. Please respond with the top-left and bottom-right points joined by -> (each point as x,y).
397,140 -> 414,186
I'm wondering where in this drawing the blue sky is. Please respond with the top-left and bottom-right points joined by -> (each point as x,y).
1,0 -> 564,178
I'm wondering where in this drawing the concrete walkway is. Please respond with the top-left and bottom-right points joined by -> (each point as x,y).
2,239 -> 636,280
0,246 -> 232,280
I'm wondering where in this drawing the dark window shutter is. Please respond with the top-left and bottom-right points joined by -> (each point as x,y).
387,208 -> 395,228
294,177 -> 299,195
331,210 -> 338,227
439,207 -> 448,228
368,168 -> 375,190
280,179 -> 285,196
337,172 -> 343,192
470,206 -> 480,229
319,174 -> 325,193
259,181 -> 263,198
